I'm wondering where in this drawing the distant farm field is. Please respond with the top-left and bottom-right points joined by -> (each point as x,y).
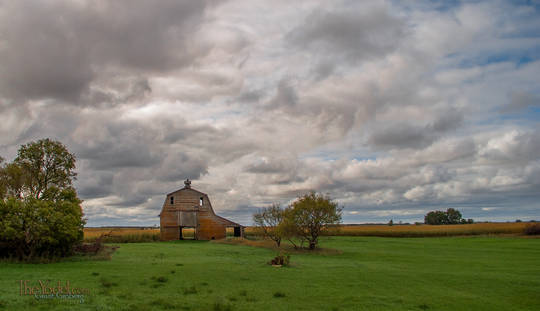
84,222 -> 531,242
320,222 -> 530,237
1,236 -> 539,310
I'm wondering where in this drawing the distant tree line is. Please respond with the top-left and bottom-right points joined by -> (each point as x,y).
424,208 -> 473,225
253,192 -> 342,250
0,139 -> 85,261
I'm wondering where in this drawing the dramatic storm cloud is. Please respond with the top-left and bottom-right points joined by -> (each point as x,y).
1,0 -> 539,225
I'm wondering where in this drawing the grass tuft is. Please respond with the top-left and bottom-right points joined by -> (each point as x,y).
151,298 -> 176,309
99,277 -> 118,288
212,301 -> 232,311
183,286 -> 198,295
156,276 -> 168,283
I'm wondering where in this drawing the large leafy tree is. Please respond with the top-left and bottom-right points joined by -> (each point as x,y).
14,138 -> 76,199
0,139 -> 84,260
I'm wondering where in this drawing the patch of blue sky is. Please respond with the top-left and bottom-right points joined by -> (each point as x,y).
473,109 -> 539,129
499,107 -> 540,122
392,0 -> 461,13
450,49 -> 539,69
298,151 -> 338,162
508,0 -> 540,10
353,156 -> 377,162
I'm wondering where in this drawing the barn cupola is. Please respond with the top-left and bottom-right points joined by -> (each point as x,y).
184,179 -> 192,189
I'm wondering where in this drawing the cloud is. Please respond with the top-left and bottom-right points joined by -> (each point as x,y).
287,3 -> 405,63
501,91 -> 540,113
0,0 -> 218,103
368,110 -> 464,149
1,0 -> 539,226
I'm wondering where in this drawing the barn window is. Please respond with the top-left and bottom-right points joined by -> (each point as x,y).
199,197 -> 203,206
170,196 -> 174,205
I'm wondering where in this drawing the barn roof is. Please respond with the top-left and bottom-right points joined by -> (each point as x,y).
166,179 -> 206,196
215,215 -> 243,227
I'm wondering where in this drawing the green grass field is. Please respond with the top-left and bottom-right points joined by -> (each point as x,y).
1,236 -> 539,310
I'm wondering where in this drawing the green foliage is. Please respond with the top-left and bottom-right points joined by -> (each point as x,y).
424,208 -> 467,225
0,162 -> 27,199
0,139 -> 84,261
252,193 -> 343,250
283,192 -> 342,250
0,188 -> 84,260
14,138 -> 76,199
388,219 -> 394,226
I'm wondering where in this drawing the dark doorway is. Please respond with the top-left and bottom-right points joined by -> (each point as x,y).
233,226 -> 242,237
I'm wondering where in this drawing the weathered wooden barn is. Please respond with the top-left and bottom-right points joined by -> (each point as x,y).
159,179 -> 243,241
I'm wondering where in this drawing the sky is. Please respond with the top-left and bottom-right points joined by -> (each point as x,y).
0,0 -> 539,226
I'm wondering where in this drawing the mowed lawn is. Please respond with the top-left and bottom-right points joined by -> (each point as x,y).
0,236 -> 539,311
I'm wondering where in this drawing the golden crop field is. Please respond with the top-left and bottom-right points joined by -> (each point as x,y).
245,222 -> 532,237
84,227 -> 160,242
325,222 -> 530,237
84,222 -> 532,241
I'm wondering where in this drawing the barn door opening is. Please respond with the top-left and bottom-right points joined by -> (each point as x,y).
179,226 -> 196,240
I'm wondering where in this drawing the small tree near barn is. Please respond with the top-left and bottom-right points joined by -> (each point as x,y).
285,192 -> 342,250
253,204 -> 284,247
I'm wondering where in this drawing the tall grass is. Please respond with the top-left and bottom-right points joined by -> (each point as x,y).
84,228 -> 160,243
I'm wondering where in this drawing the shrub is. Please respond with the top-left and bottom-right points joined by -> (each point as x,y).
273,291 -> 286,298
0,191 -> 84,260
269,252 -> 290,266
157,276 -> 168,283
183,286 -> 197,295
524,223 -> 540,235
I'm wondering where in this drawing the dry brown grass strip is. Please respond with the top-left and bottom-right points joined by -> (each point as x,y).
212,237 -> 342,255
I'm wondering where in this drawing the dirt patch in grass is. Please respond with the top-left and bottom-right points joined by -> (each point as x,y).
211,238 -> 342,255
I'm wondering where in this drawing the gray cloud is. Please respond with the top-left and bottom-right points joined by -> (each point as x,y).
501,91 -> 540,113
265,79 -> 298,110
287,5 -> 405,63
0,0 -> 216,103
368,110 -> 464,149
